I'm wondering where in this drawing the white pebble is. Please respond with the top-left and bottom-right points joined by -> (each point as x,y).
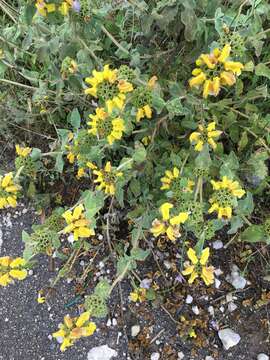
87,345 -> 117,360
178,352 -> 185,360
208,306 -> 215,316
185,295 -> 193,304
98,234 -> 103,240
151,353 -> 160,360
228,302 -> 237,312
112,318 -> 117,326
257,354 -> 269,360
131,325 -> 140,337
218,328 -> 241,350
106,319 -> 112,327
213,240 -> 223,249
215,278 -> 221,289
192,305 -> 200,315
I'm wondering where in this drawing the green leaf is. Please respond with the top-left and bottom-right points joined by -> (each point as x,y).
152,96 -> 166,114
69,108 -> 81,129
255,63 -> 270,79
116,255 -> 136,276
132,144 -> 147,163
22,230 -> 31,243
236,192 -> 254,216
130,248 -> 150,261
195,146 -> 211,169
83,190 -> 105,219
227,216 -> 243,234
241,225 -> 267,243
55,153 -> 64,173
30,148 -> 42,161
238,131 -> 248,151
94,279 -> 111,299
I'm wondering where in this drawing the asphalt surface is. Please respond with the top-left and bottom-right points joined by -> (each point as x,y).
0,202 -> 124,360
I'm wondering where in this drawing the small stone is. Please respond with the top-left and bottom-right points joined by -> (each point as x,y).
208,306 -> 214,316
164,260 -> 172,270
192,305 -> 200,315
106,319 -> 112,327
28,269 -> 33,276
218,328 -> 241,350
205,357 -> 215,360
257,354 -> 269,360
80,260 -> 85,266
214,268 -> 223,277
215,278 -> 221,289
178,352 -> 185,360
228,302 -> 237,312
213,240 -> 223,249
87,345 -> 117,360
219,306 -> 225,313
112,318 -> 117,326
131,325 -> 140,337
231,274 -> 246,289
185,295 -> 193,304
151,353 -> 160,360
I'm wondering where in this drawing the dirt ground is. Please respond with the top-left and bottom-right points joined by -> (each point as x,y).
0,200 -> 269,360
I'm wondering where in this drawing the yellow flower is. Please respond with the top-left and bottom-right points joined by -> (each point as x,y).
62,204 -> 95,240
136,105 -> 152,122
85,65 -> 132,111
76,167 -> 86,179
15,145 -> 32,158
93,161 -> 123,195
88,107 -> 125,145
160,167 -> 194,193
129,288 -> 146,302
35,1 -> 56,16
189,122 -> 222,152
189,44 -> 244,98
208,176 -> 245,219
0,172 -> 20,210
67,151 -> 75,164
118,79 -> 134,93
182,247 -> 214,286
59,1 -> 71,16
0,256 -> 28,286
150,203 -> 189,242
53,312 -> 96,352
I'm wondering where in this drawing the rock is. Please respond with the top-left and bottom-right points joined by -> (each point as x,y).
208,306 -> 214,316
227,265 -> 247,289
192,305 -> 200,315
151,353 -> 160,360
215,278 -> 221,289
231,274 -> 246,289
112,318 -> 117,326
205,357 -> 215,360
228,302 -> 237,312
131,325 -> 140,337
87,345 -> 117,360
178,352 -> 185,359
257,354 -> 269,360
164,260 -> 172,269
218,328 -> 241,350
213,240 -> 223,249
185,295 -> 193,304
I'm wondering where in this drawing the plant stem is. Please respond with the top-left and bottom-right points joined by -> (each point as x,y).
101,25 -> 129,55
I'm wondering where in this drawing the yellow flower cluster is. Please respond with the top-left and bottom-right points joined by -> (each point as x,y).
189,122 -> 222,152
189,44 -> 244,98
15,145 -> 32,158
52,311 -> 96,352
85,64 -> 133,110
0,257 -> 28,286
35,0 -> 73,16
88,107 -> 125,145
129,287 -> 146,302
135,76 -> 157,122
208,176 -> 245,219
150,202 -> 189,242
182,247 -> 214,286
0,172 -> 20,209
62,204 -> 95,240
160,167 -> 194,192
93,161 -> 123,195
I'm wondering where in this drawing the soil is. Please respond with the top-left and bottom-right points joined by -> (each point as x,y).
0,201 -> 269,360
